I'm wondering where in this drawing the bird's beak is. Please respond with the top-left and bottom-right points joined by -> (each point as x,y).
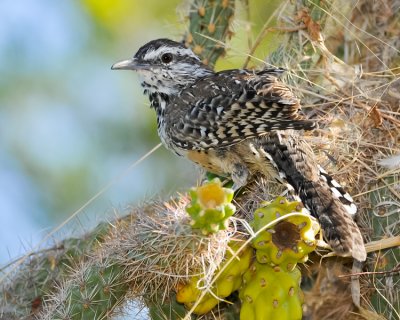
111,58 -> 149,71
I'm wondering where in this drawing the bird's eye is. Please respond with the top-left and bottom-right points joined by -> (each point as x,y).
161,53 -> 173,64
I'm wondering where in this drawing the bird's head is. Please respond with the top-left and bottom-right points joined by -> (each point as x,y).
112,38 -> 212,96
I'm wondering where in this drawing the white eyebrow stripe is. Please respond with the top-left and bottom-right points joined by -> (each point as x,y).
143,46 -> 199,61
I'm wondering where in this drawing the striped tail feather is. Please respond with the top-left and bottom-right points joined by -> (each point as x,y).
259,133 -> 366,262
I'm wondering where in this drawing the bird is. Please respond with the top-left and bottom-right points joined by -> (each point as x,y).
112,38 -> 366,262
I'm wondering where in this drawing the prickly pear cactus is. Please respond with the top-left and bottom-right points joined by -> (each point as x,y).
251,196 -> 320,271
239,262 -> 303,320
176,241 -> 253,315
186,178 -> 235,235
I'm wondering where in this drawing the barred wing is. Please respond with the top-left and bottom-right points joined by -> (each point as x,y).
167,69 -> 315,150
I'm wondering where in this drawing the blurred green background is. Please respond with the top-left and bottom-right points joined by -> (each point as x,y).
0,0 -> 279,264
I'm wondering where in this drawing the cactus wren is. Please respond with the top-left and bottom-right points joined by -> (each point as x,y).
112,38 -> 366,262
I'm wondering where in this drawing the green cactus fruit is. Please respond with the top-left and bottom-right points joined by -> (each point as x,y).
176,241 -> 253,315
251,196 -> 320,271
239,262 -> 303,320
186,178 -> 235,235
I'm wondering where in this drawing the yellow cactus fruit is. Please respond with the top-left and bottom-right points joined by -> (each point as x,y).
251,197 -> 320,271
214,241 -> 253,297
176,241 -> 253,315
176,277 -> 219,315
239,262 -> 303,320
186,178 -> 235,235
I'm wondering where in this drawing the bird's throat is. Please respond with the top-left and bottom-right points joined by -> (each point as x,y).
148,91 -> 170,118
